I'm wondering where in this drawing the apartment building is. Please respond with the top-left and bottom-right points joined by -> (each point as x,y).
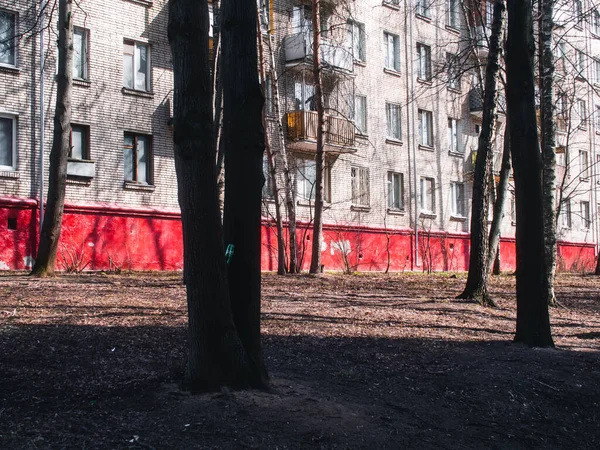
0,0 -> 596,272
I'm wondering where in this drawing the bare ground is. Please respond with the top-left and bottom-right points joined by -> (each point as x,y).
0,272 -> 599,449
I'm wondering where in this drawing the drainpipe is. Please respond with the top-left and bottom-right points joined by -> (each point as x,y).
404,0 -> 418,268
39,0 -> 46,232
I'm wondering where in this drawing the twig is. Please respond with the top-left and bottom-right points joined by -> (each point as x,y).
533,379 -> 560,392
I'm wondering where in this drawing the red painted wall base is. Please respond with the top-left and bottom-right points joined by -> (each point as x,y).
0,198 -> 596,273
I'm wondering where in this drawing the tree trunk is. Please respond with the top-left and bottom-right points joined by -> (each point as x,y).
595,251 -> 600,275
506,0 -> 554,347
457,0 -> 505,306
487,122 -> 511,271
221,0 -> 269,387
168,0 -> 253,391
539,0 -> 558,307
256,11 -> 286,275
265,34 -> 299,273
309,0 -> 325,275
31,0 -> 74,277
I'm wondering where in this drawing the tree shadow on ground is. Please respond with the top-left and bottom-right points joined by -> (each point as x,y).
1,323 -> 599,449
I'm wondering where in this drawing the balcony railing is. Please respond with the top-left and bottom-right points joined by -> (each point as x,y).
283,32 -> 353,72
286,110 -> 356,152
469,88 -> 507,118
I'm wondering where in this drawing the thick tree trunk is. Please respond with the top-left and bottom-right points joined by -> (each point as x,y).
265,35 -> 299,273
168,0 -> 253,391
506,0 -> 554,347
487,123 -> 511,271
457,0 -> 505,306
256,13 -> 286,275
309,0 -> 325,274
221,0 -> 269,387
539,0 -> 558,307
31,0 -> 74,277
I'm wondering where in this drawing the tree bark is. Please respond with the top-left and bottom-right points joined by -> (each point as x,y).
457,0 -> 505,306
506,0 -> 554,347
168,0 -> 253,391
539,0 -> 558,307
265,33 -> 299,273
221,0 -> 269,387
256,11 -> 286,275
31,0 -> 74,277
487,122 -> 511,272
309,0 -> 325,274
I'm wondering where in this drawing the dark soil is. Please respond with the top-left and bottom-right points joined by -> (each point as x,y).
0,272 -> 599,449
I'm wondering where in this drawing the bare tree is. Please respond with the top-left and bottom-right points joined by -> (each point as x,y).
31,0 -> 74,277
506,0 -> 554,347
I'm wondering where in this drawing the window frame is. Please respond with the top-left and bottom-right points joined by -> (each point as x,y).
353,94 -> 367,134
72,27 -> 89,81
387,171 -> 404,210
351,165 -> 370,207
448,117 -> 461,153
420,177 -> 435,214
347,20 -> 366,62
450,181 -> 465,217
0,113 -> 17,171
418,109 -> 434,147
447,0 -> 459,28
386,102 -> 402,140
123,40 -> 152,92
416,0 -> 431,18
581,200 -> 591,229
579,149 -> 590,179
123,132 -> 153,185
446,52 -> 460,90
383,31 -> 400,72
416,43 -> 432,81
0,9 -> 17,68
560,199 -> 572,228
69,124 -> 90,160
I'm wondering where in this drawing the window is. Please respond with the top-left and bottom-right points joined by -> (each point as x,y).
354,95 -> 367,134
384,0 -> 400,6
296,158 -> 330,202
0,10 -> 16,66
447,0 -> 459,28
420,177 -> 435,213
580,150 -> 589,179
347,20 -> 366,62
418,109 -> 433,147
387,172 -> 404,210
262,156 -> 273,198
576,50 -> 585,77
73,27 -> 88,80
575,0 -> 583,20
485,0 -> 494,29
124,133 -> 152,184
123,41 -> 151,92
294,81 -> 316,111
0,114 -> 16,170
383,32 -> 400,71
450,182 -> 465,217
265,73 -> 273,115
560,200 -> 571,228
69,125 -> 89,160
577,99 -> 587,128
448,118 -> 461,153
351,166 -> 369,206
596,105 -> 600,130
557,41 -> 567,73
447,53 -> 460,90
416,0 -> 431,18
594,59 -> 600,84
386,103 -> 401,140
594,10 -> 600,35
581,201 -> 591,228
416,43 -> 432,81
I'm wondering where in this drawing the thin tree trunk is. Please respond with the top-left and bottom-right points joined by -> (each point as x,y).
31,0 -> 74,277
539,0 -> 558,307
221,0 -> 269,387
309,0 -> 325,274
265,34 -> 298,273
595,251 -> 600,275
256,9 -> 286,275
487,122 -> 511,271
168,0 -> 252,391
457,0 -> 505,306
212,0 -> 225,217
506,0 -> 554,347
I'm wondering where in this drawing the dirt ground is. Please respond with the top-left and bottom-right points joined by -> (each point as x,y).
0,272 -> 599,449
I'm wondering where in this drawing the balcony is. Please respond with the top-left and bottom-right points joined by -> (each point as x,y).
469,88 -> 506,120
283,32 -> 353,73
286,110 -> 356,153
473,25 -> 489,57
